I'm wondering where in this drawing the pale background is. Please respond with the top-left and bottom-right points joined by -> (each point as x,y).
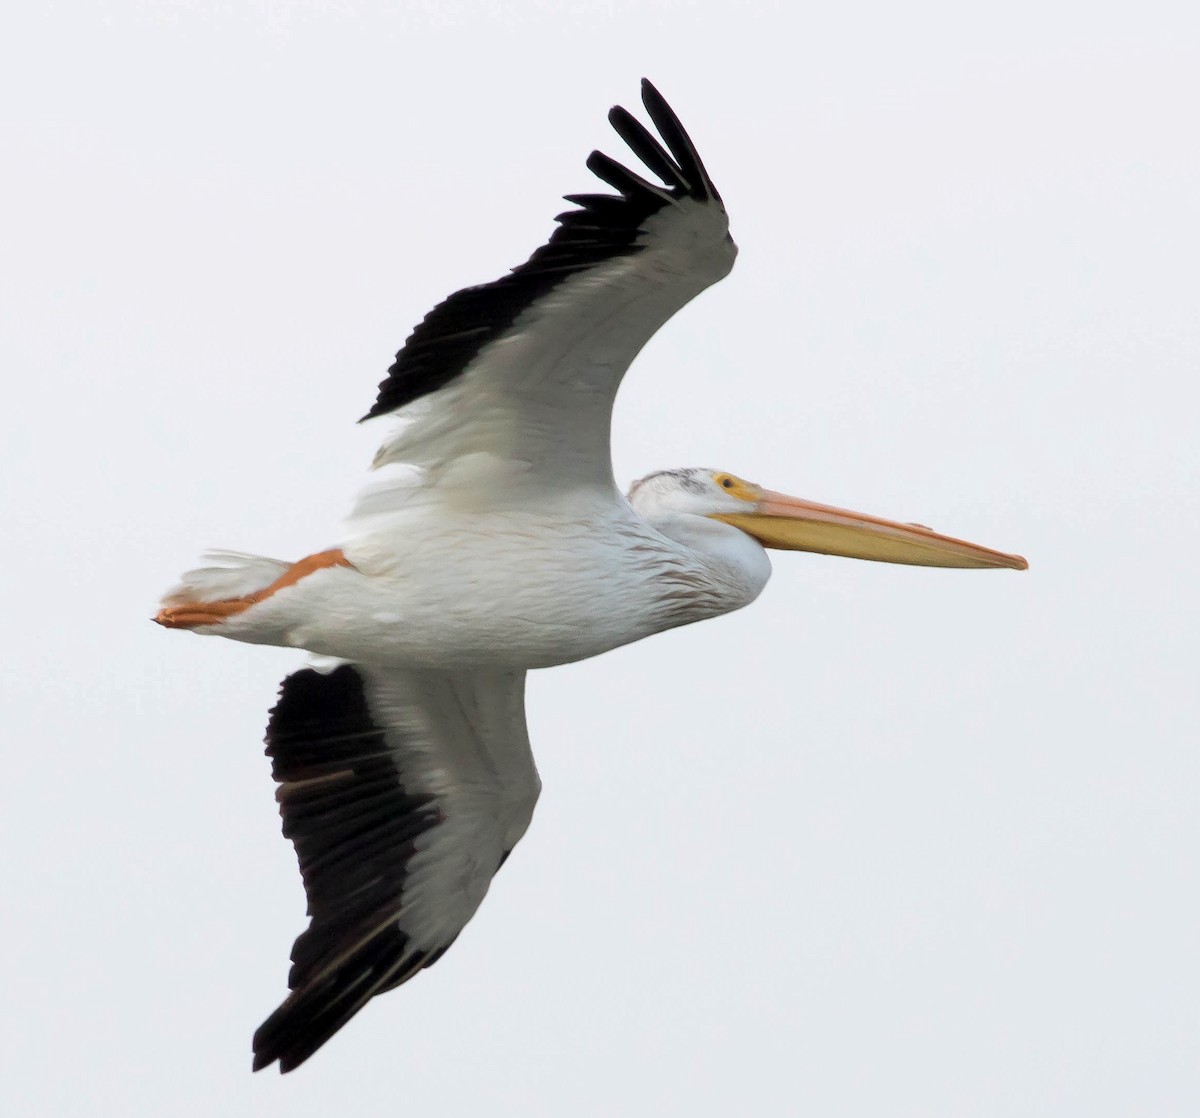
2,2 -> 1197,1115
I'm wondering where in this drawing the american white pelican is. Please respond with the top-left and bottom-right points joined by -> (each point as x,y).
156,80 -> 1026,1073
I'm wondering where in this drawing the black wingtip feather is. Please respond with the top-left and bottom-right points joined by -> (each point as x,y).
606,105 -> 689,191
585,150 -> 675,203
639,78 -> 717,202
252,925 -> 426,1073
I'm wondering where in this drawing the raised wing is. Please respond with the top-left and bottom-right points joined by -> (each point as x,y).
251,662 -> 539,1073
361,80 -> 736,501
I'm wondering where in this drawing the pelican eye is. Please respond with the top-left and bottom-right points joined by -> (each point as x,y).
712,473 -> 759,503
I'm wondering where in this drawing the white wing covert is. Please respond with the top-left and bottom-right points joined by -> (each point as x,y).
251,661 -> 539,1073
357,80 -> 736,508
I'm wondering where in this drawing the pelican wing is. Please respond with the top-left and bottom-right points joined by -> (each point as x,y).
362,80 -> 736,498
251,662 -> 539,1073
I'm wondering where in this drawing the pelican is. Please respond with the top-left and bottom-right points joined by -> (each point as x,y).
155,80 -> 1026,1073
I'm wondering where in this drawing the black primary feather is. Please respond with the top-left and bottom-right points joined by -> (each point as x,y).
252,665 -> 447,1073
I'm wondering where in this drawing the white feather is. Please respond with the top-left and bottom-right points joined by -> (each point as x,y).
159,551 -> 291,608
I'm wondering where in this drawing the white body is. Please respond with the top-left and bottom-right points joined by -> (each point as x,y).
208,487 -> 771,668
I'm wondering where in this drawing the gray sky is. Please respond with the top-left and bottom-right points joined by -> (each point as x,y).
3,1 -> 1197,1114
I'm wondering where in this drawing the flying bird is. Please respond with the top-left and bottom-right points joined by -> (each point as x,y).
156,80 -> 1026,1073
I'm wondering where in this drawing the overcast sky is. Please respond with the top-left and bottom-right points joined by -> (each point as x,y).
3,2 -> 1197,1115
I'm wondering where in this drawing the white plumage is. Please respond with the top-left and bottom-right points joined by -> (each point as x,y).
156,80 -> 1025,1073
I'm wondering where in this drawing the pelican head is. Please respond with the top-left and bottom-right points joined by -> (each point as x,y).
627,468 -> 1027,570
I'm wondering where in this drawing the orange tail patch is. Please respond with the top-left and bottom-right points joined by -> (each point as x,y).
154,549 -> 354,629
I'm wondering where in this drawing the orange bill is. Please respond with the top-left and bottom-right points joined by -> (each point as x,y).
713,490 -> 1027,570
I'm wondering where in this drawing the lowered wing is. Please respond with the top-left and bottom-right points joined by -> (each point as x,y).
252,662 -> 540,1072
